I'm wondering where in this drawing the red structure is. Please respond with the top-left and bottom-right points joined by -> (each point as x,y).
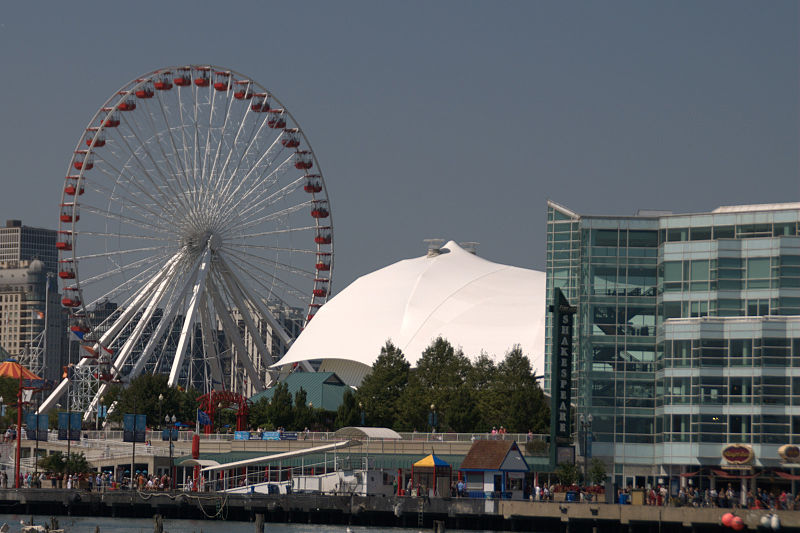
197,390 -> 249,434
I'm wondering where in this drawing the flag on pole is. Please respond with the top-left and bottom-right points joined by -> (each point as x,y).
32,310 -> 44,320
197,410 -> 211,426
81,345 -> 98,357
69,329 -> 85,342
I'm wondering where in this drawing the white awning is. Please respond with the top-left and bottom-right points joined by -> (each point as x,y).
199,439 -> 361,473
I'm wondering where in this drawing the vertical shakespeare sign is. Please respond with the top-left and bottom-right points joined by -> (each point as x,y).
550,288 -> 576,441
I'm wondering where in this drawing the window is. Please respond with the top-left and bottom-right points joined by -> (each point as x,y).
690,227 -> 711,241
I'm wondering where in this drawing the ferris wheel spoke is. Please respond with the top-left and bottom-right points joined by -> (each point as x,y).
174,87 -> 199,208
111,260 -> 189,389
214,256 -> 294,346
228,199 -> 313,235
151,89 -> 195,203
216,264 -> 275,369
78,230 -> 172,242
233,225 -> 319,239
215,136 -> 287,210
213,87 -> 280,192
126,101 -> 197,216
207,274 -> 266,391
219,248 -> 315,300
168,245 -> 212,387
198,296 -> 225,392
74,244 -> 172,262
85,161 -> 183,230
79,203 -> 174,236
75,249 -> 171,291
225,174 -> 305,227
213,104 -> 265,201
218,246 -> 316,279
126,258 -> 203,381
113,115 -> 196,218
40,252 -> 184,414
203,86 -> 239,204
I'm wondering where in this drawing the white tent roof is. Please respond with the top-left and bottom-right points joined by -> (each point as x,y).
275,241 -> 545,379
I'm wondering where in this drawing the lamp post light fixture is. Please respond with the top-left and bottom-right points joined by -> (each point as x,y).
359,401 -> 365,427
579,414 -> 593,486
158,394 -> 164,429
428,403 -> 438,433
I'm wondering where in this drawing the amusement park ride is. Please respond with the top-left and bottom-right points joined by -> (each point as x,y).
40,65 -> 334,419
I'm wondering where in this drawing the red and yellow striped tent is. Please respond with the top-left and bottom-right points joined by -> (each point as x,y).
0,360 -> 41,381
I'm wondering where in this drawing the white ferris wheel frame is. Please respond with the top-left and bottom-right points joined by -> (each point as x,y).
41,65 -> 333,417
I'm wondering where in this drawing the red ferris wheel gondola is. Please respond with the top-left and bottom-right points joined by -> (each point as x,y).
282,129 -> 300,148
135,80 -> 154,99
61,287 -> 81,308
73,151 -> 93,170
214,71 -> 230,91
85,127 -> 105,147
64,176 -> 84,196
60,203 -> 79,223
267,110 -> 286,128
174,68 -> 191,87
315,227 -> 332,244
100,108 -> 120,128
194,66 -> 211,87
154,72 -> 173,90
117,94 -> 136,111
250,93 -> 271,112
294,151 -> 313,170
56,231 -> 73,251
311,200 -> 329,219
58,259 -> 76,279
233,80 -> 253,100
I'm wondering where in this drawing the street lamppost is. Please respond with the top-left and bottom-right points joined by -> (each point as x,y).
579,414 -> 593,486
166,414 -> 176,489
428,403 -> 437,434
158,394 -> 164,429
359,402 -> 365,427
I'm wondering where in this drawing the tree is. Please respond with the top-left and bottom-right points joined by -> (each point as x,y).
393,371 -> 427,431
467,353 -> 498,431
248,397 -> 272,430
413,337 -> 475,432
38,451 -> 91,474
588,458 -> 608,485
107,374 -> 197,427
335,389 -> 361,428
265,382 -> 293,429
555,462 -> 580,486
491,346 -> 549,433
356,341 -> 410,428
292,388 -> 315,430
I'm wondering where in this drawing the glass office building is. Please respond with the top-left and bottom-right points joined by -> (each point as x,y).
546,201 -> 800,488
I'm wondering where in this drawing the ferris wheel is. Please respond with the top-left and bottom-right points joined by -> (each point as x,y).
40,65 -> 333,416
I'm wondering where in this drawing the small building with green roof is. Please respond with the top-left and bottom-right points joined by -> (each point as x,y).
249,372 -> 349,412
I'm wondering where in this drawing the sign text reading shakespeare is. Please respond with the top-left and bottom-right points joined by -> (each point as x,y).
550,288 -> 576,440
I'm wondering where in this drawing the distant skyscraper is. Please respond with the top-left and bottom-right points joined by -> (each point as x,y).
0,259 -> 64,382
0,220 -> 58,274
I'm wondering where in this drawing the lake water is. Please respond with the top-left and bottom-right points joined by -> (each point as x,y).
0,514 -> 513,533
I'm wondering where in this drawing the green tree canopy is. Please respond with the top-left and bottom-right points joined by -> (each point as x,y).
492,346 -> 549,433
335,388 -> 361,428
38,451 -> 91,474
414,337 -> 474,432
265,382 -> 293,429
106,373 -> 198,427
356,341 -> 409,428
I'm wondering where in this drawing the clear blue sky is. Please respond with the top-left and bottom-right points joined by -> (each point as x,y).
0,1 -> 797,291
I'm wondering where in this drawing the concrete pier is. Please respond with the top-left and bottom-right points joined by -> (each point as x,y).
0,489 -> 799,532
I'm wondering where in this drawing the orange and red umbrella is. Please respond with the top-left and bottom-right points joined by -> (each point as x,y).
0,360 -> 41,381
